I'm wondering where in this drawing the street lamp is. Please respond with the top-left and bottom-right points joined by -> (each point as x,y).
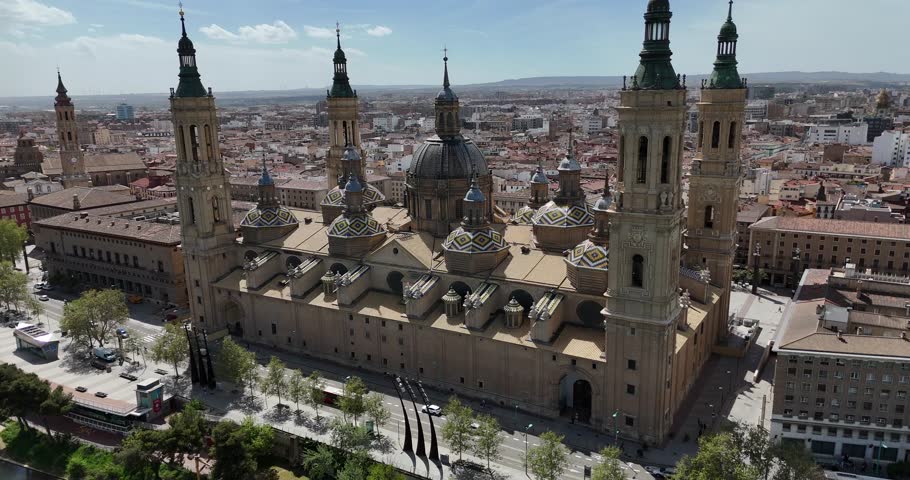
612,410 -> 620,445
727,369 -> 733,395
876,441 -> 888,474
524,423 -> 534,474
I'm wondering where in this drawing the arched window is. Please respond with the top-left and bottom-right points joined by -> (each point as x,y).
67,132 -> 72,142
447,112 -> 454,129
660,136 -> 671,184
189,125 -> 200,162
728,121 -> 738,149
618,135 -> 625,179
711,121 -> 721,149
704,205 -> 715,229
342,121 -> 348,144
188,198 -> 196,224
204,125 -> 213,160
212,197 -> 221,222
698,121 -> 704,149
64,111 -> 69,121
176,127 -> 185,160
632,255 -> 644,288
438,112 -> 444,128
636,136 -> 648,184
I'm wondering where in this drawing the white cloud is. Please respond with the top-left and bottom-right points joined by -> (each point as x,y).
90,23 -> 104,28
200,21 -> 297,44
57,34 -> 166,58
303,25 -> 336,39
346,48 -> 366,57
365,25 -> 392,37
0,0 -> 75,37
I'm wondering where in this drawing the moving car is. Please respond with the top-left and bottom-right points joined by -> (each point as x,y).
94,392 -> 108,398
75,386 -> 87,393
116,328 -> 129,338
421,404 -> 443,416
37,294 -> 49,301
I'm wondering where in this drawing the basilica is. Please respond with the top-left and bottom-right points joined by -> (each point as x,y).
173,0 -> 746,444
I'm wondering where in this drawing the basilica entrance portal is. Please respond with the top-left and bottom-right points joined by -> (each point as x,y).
558,373 -> 593,424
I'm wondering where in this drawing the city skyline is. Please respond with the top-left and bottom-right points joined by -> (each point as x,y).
1,0 -> 909,98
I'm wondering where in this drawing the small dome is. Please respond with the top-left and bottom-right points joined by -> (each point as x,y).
408,136 -> 487,180
240,205 -> 299,228
558,154 -> 581,172
436,86 -> 458,102
327,213 -> 385,239
464,182 -> 485,203
178,35 -> 195,54
594,194 -> 613,211
344,175 -> 363,193
719,19 -> 737,39
531,201 -> 594,228
566,240 -> 609,270
443,226 -> 507,253
322,183 -> 385,207
531,167 -> 548,184
334,46 -> 346,63
343,145 -> 361,162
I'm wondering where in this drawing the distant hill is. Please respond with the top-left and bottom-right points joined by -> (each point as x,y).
1,71 -> 907,110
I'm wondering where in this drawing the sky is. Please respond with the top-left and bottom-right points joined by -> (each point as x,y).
0,0 -> 908,97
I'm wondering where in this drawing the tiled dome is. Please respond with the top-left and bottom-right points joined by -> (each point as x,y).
240,205 -> 298,228
443,227 -> 507,253
531,201 -> 594,228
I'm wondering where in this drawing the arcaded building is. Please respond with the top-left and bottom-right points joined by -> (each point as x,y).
176,1 -> 745,444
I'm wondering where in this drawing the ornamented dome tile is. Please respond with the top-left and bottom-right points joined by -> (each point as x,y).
443,227 -> 507,253
531,201 -> 594,228
514,206 -> 536,225
566,240 -> 609,269
327,213 -> 385,238
321,183 -> 385,207
240,206 -> 299,228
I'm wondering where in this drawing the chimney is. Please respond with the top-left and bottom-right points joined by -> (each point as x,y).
72,193 -> 80,210
837,331 -> 842,340
857,326 -> 864,335
27,187 -> 34,201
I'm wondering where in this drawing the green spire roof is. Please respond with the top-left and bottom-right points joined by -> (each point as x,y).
707,1 -> 743,90
633,0 -> 680,90
329,23 -> 356,99
174,8 -> 207,98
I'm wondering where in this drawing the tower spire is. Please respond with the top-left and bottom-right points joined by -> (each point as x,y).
329,23 -> 354,98
174,4 -> 207,98
55,69 -> 72,106
443,47 -> 450,88
707,0 -> 743,89
633,0 -> 679,90
336,21 -> 341,49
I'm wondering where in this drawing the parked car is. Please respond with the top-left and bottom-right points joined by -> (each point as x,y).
94,392 -> 108,398
128,295 -> 143,304
93,347 -> 116,362
37,294 -> 49,301
421,404 -> 443,416
75,386 -> 87,393
116,328 -> 129,339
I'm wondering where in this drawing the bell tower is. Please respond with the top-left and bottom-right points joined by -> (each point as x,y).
686,0 -> 746,341
170,7 -> 235,331
325,24 -> 363,188
54,71 -> 89,188
603,0 -> 685,445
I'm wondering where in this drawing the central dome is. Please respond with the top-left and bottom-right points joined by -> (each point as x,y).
408,136 -> 488,180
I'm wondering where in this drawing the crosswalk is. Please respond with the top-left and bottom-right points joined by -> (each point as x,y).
139,331 -> 164,346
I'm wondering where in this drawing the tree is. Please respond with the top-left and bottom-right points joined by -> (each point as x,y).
287,370 -> 306,414
336,451 -> 370,480
330,417 -> 371,454
676,431 -> 759,480
209,417 -> 273,480
527,431 -> 569,480
1,367 -> 49,429
117,428 -> 166,479
338,376 -> 368,425
158,400 -> 209,467
60,289 -> 129,349
441,396 -> 474,461
305,370 -> 326,420
39,385 -> 73,438
771,442 -> 825,480
472,414 -> 502,472
367,463 -> 405,480
0,262 -> 29,311
217,337 -> 256,393
150,321 -> 190,378
0,219 -> 27,265
261,356 -> 288,407
364,392 -> 390,430
591,446 -> 624,480
301,444 -> 335,480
